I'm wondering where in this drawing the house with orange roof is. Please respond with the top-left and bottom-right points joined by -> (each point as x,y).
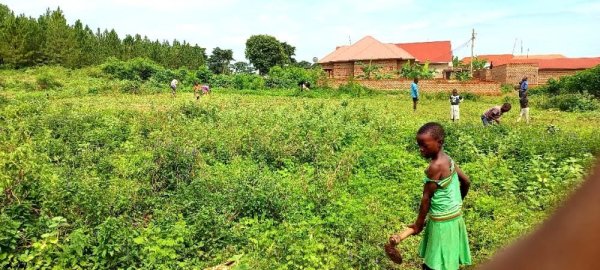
319,36 -> 451,79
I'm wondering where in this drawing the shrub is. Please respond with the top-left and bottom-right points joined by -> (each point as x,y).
195,66 -> 213,84
119,80 -> 141,94
232,74 -> 265,90
536,65 -> 600,98
337,81 -> 373,97
211,74 -> 235,88
36,73 -> 63,90
454,70 -> 471,81
500,84 -> 514,94
265,66 -> 324,89
541,93 -> 599,112
101,57 -> 164,82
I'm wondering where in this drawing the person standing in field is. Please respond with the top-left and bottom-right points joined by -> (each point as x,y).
517,92 -> 530,123
449,89 -> 463,122
193,81 -> 201,100
481,103 -> 512,126
411,78 -> 420,112
390,122 -> 472,270
170,79 -> 178,97
518,77 -> 528,98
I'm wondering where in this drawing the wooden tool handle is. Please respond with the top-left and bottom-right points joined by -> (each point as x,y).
399,227 -> 415,240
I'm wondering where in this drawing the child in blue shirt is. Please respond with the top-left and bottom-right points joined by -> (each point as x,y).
411,78 -> 419,112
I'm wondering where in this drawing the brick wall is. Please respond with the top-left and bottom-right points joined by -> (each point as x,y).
538,69 -> 579,83
474,69 -> 492,81
492,63 -> 538,85
333,62 -> 354,79
327,79 -> 501,95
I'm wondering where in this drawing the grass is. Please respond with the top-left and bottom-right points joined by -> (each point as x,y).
1,69 -> 599,269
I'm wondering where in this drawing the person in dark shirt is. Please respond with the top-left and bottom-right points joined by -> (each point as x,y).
481,103 -> 512,126
449,89 -> 463,122
518,77 -> 528,98
517,92 -> 530,123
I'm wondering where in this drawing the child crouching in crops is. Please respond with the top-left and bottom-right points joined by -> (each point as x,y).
481,103 -> 511,126
388,123 -> 472,270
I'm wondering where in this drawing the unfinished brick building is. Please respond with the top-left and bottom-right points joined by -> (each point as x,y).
464,54 -> 600,85
318,36 -> 451,79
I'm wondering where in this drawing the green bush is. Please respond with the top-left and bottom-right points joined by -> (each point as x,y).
500,84 -> 514,94
265,66 -> 324,89
36,73 -> 63,90
195,66 -> 213,84
542,93 -> 599,112
233,73 -> 265,90
337,81 -> 373,97
536,65 -> 600,98
101,57 -> 164,82
119,80 -> 141,94
211,74 -> 235,88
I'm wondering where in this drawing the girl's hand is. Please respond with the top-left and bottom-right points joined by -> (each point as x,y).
389,234 -> 402,246
409,223 -> 423,234
389,227 -> 416,246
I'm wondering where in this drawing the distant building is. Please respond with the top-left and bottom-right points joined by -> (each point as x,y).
319,36 -> 451,79
463,54 -> 600,84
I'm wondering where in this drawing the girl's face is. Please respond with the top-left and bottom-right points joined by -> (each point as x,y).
416,133 -> 442,158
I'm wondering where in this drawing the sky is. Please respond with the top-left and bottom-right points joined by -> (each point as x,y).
3,0 -> 600,63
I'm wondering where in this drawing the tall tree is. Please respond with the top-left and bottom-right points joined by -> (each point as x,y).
245,35 -> 287,75
40,8 -> 77,66
0,5 -> 207,69
281,42 -> 296,64
207,47 -> 234,74
230,61 -> 255,74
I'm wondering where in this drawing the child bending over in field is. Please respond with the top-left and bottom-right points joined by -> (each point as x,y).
201,84 -> 210,95
193,81 -> 201,100
388,122 -> 471,270
481,103 -> 511,126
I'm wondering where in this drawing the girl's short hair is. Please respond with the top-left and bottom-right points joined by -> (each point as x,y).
417,122 -> 445,141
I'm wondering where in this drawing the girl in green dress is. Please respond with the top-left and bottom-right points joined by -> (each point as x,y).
392,122 -> 472,270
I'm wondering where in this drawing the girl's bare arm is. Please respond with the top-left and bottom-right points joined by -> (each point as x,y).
410,181 -> 437,234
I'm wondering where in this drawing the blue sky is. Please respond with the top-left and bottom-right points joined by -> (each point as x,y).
3,0 -> 600,63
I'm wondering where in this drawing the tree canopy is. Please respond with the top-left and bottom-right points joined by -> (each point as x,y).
0,4 -> 206,69
207,47 -> 234,74
245,35 -> 293,75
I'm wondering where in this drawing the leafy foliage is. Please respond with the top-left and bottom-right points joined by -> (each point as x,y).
537,65 -> 600,98
245,35 -> 289,75
541,93 -> 599,112
207,47 -> 234,75
0,5 -> 207,69
399,60 -> 435,79
356,61 -> 382,79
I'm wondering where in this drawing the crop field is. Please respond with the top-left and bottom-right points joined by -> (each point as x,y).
1,68 -> 599,269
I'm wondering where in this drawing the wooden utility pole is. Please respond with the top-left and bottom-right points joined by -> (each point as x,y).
470,28 -> 475,76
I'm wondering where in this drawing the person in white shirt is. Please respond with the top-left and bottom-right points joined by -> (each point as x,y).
170,79 -> 178,97
449,89 -> 464,122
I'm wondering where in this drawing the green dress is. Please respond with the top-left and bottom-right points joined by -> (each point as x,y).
419,159 -> 472,270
